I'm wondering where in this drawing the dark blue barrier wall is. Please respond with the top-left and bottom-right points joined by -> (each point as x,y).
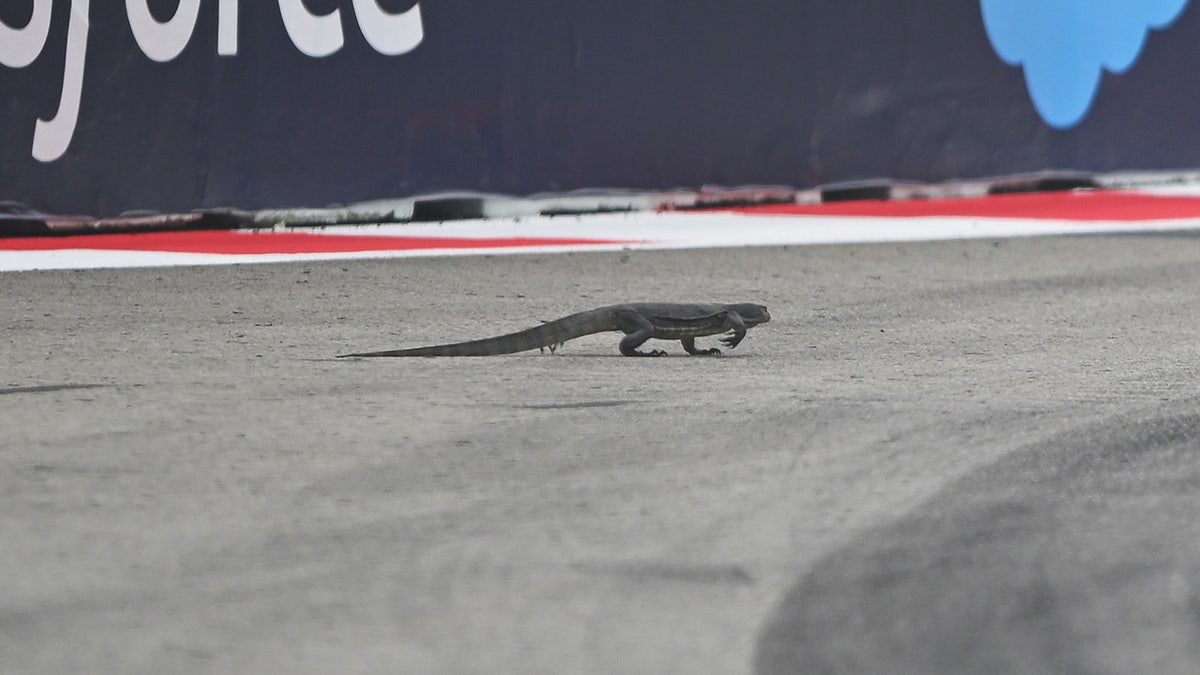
3,1 -> 1200,216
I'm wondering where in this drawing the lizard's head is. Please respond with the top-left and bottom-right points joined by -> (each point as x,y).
730,303 -> 771,327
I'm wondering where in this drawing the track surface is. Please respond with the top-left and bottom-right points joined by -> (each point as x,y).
4,236 -> 1200,673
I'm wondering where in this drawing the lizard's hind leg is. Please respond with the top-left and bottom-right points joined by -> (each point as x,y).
616,311 -> 668,357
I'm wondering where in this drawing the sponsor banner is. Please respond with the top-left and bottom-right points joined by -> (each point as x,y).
3,2 -> 1200,216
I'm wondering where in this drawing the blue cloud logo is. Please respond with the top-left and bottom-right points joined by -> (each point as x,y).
980,0 -> 1189,128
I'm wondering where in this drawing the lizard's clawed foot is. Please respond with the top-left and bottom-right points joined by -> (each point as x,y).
696,347 -> 722,356
718,333 -> 743,349
635,349 -> 669,357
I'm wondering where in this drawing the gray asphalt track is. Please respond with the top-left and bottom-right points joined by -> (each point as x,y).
4,235 -> 1200,674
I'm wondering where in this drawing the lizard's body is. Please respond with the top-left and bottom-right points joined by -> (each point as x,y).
337,302 -> 770,357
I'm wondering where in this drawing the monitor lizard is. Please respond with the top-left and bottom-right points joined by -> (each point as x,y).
337,302 -> 770,357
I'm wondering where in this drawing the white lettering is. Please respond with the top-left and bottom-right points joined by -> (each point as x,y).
353,0 -> 422,55
32,0 -> 89,162
7,0 -> 425,161
277,0 -> 343,58
0,1 -> 53,67
218,0 -> 238,55
126,0 -> 201,62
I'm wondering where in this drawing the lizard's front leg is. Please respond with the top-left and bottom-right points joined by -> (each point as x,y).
718,311 -> 748,350
681,337 -> 721,356
616,311 -> 667,356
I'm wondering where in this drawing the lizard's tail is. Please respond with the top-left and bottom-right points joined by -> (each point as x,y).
337,310 -> 613,357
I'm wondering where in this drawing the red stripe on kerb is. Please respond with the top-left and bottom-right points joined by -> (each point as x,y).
0,230 -> 638,254
724,191 -> 1200,221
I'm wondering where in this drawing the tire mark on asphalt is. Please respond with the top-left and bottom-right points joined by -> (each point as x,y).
0,384 -> 107,395
571,560 -> 754,585
755,407 -> 1200,675
519,400 -> 642,410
